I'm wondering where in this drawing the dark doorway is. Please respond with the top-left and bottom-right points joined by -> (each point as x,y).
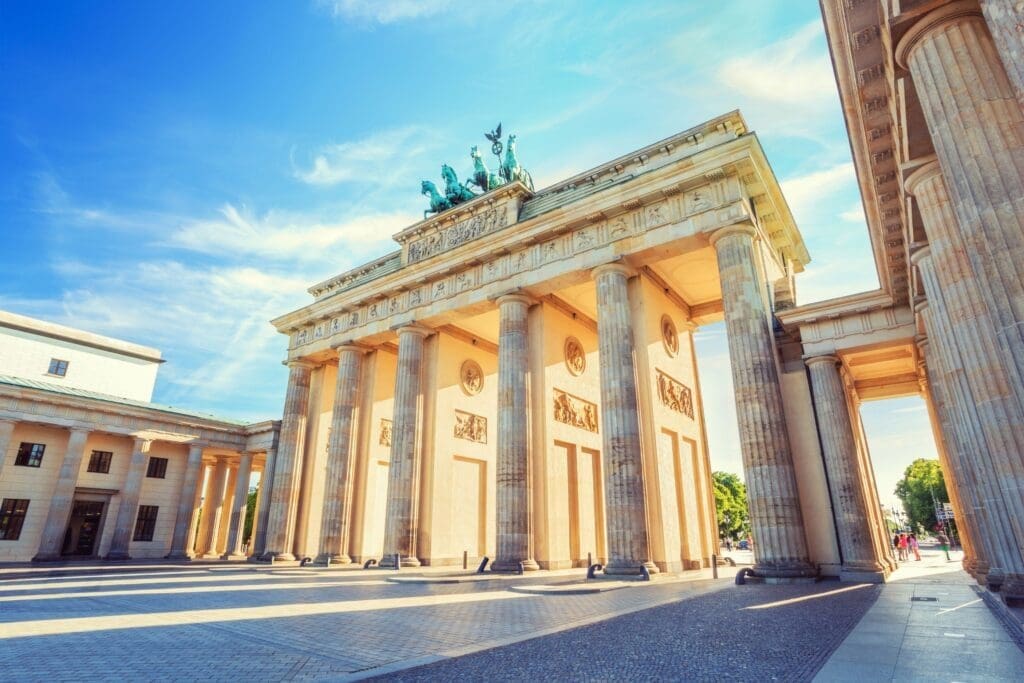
61,500 -> 105,557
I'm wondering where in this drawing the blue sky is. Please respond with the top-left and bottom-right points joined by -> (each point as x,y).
0,1 -> 935,507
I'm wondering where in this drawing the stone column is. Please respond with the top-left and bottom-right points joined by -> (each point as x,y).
0,419 -> 17,482
493,294 -> 539,572
710,225 -> 815,580
200,459 -> 230,559
318,344 -> 367,564
806,356 -> 887,582
33,428 -> 91,561
897,4 -> 1024,416
980,0 -> 1024,108
167,443 -> 206,559
262,360 -> 314,561
223,452 -> 253,559
381,325 -> 431,568
592,263 -> 657,576
253,447 -> 276,558
106,438 -> 153,560
907,163 -> 1024,597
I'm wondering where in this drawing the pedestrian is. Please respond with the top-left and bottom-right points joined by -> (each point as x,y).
725,539 -> 732,551
937,531 -> 950,561
897,533 -> 909,561
908,533 -> 921,561
892,533 -> 900,561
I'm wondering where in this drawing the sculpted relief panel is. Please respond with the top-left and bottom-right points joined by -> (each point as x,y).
553,389 -> 599,433
407,207 -> 509,263
379,418 -> 393,447
656,369 -> 694,419
454,410 -> 487,443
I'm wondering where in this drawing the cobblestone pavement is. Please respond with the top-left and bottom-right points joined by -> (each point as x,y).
382,580 -> 882,682
0,563 -> 741,681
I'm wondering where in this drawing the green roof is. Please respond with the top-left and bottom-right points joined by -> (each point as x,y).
0,374 -> 250,427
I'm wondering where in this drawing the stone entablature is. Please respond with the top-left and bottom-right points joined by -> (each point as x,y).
777,290 -> 915,357
274,114 -> 808,359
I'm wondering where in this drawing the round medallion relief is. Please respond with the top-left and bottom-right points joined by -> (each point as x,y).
564,337 -> 586,376
661,315 -> 679,357
460,359 -> 484,395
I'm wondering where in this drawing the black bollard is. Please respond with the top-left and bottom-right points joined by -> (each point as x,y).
587,563 -> 603,579
363,558 -> 377,569
477,556 -> 490,574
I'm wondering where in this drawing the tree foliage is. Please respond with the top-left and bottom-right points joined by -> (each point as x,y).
713,471 -> 750,540
242,489 -> 258,544
894,458 -> 947,533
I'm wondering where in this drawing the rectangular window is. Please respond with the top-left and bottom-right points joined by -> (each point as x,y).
47,359 -> 69,377
87,450 -> 112,474
0,499 -> 30,541
14,443 -> 45,468
146,456 -> 168,479
133,505 -> 158,542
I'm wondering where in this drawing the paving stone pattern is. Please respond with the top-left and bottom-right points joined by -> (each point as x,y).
385,581 -> 881,682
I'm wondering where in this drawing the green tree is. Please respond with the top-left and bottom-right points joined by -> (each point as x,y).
894,458 -> 948,533
713,471 -> 750,541
242,488 -> 258,545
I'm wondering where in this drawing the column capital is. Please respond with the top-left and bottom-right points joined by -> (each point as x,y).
804,354 -> 840,369
909,244 -> 933,267
903,156 -> 942,196
132,437 -> 153,452
67,426 -> 91,437
494,291 -> 536,308
330,340 -> 372,355
895,1 -> 983,69
913,298 -> 931,315
282,358 -> 317,370
393,323 -> 433,339
708,223 -> 757,248
592,261 -> 636,281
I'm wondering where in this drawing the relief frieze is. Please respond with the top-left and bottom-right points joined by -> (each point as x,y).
656,369 -> 694,419
553,389 -> 599,433
379,418 -> 393,447
454,410 -> 487,443
407,207 -> 508,263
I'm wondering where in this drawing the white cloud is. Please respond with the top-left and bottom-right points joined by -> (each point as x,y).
839,202 -> 866,224
168,203 -> 415,263
780,162 -> 856,225
293,126 -> 438,187
320,0 -> 454,24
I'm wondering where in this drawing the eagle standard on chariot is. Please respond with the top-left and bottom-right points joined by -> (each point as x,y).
421,123 -> 534,219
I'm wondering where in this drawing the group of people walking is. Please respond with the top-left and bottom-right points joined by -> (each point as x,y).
893,532 -> 921,561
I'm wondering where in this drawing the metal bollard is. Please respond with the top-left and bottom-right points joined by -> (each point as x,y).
517,561 -> 525,576
477,556 -> 490,574
736,567 -> 753,585
363,558 -> 377,569
394,553 -> 401,570
587,563 -> 603,579
463,550 -> 468,570
640,565 -> 651,581
300,557 -> 312,567
587,552 -> 592,569
712,553 -> 718,579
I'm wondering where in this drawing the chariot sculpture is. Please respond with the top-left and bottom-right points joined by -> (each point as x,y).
421,123 -> 535,219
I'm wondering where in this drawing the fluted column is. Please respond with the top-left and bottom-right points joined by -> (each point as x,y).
493,294 -> 539,572
897,4 -> 1024,415
806,356 -> 887,581
167,443 -> 205,559
711,225 -> 814,580
592,263 -> 657,576
33,428 -> 91,561
224,452 -> 253,559
0,420 -> 16,482
912,248 -> 1024,595
980,0 -> 1024,107
253,447 -> 276,558
262,360 -> 315,561
106,438 -> 153,560
318,344 -> 367,564
200,459 -> 230,559
381,325 -> 430,568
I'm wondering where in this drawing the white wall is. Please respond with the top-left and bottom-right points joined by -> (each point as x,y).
0,326 -> 160,402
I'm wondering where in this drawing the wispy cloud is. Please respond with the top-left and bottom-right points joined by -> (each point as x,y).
318,0 -> 455,25
293,126 -> 439,187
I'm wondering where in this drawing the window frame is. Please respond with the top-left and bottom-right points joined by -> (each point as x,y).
87,450 -> 113,474
14,442 -> 46,468
146,456 -> 168,479
133,505 -> 158,542
0,499 -> 30,541
47,358 -> 69,377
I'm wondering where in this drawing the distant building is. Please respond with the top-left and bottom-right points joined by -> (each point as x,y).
0,310 -> 279,562
0,310 -> 162,402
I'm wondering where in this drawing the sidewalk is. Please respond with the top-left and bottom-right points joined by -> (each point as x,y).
815,549 -> 1024,681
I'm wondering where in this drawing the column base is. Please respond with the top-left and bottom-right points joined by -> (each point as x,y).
104,552 -> 132,561
315,553 -> 352,565
200,551 -> 221,560
31,552 -> 63,563
165,552 -> 196,560
262,551 -> 296,562
603,560 -> 660,576
998,574 -> 1024,606
986,568 -> 1005,592
839,566 -> 888,584
222,552 -> 248,561
379,554 -> 420,568
491,558 -> 540,573
752,561 -> 818,583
